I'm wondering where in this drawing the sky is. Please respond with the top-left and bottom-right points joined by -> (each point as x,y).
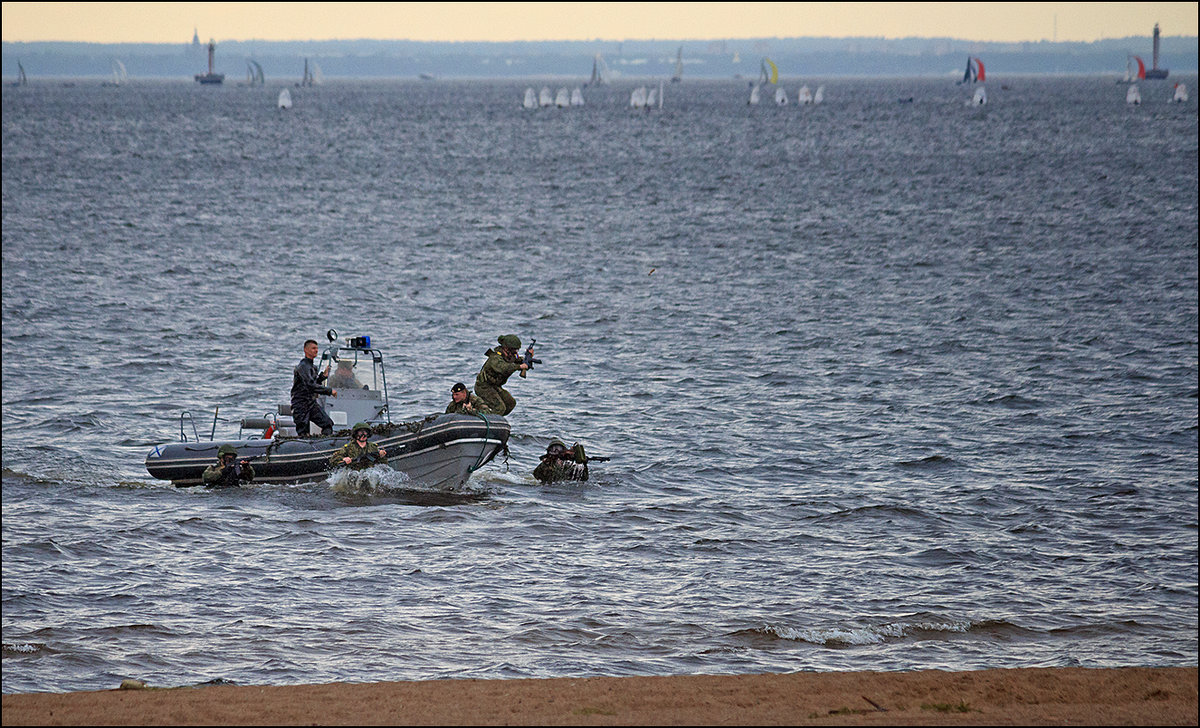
2,2 -> 1197,44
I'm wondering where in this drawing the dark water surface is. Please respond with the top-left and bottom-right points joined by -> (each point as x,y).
3,77 -> 1196,693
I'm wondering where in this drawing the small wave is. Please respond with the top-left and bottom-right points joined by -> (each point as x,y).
971,393 -> 1043,409
745,617 -> 990,646
895,454 -> 958,469
3,643 -> 46,654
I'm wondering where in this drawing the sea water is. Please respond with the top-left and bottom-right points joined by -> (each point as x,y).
2,76 -> 1196,693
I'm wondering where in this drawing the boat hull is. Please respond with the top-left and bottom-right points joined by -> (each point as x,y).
145,413 -> 509,488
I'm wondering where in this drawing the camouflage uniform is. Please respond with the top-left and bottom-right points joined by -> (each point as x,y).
474,336 -> 524,415
446,393 -> 486,415
202,446 -> 255,488
329,439 -> 387,471
533,441 -> 590,483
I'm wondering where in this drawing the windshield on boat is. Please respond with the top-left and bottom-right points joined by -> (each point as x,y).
326,352 -> 378,391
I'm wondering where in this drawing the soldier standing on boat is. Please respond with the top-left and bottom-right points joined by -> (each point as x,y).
291,339 -> 337,437
329,422 -> 388,470
473,334 -> 529,416
445,382 -> 485,415
202,444 -> 255,488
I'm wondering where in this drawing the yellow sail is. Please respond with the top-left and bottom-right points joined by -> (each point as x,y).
767,58 -> 778,85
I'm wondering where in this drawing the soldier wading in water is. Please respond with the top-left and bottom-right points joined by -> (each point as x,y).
329,422 -> 388,470
202,444 -> 256,488
473,334 -> 530,416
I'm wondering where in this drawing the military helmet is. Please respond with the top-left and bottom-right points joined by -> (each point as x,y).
218,444 -> 237,456
352,422 -> 371,436
498,334 -> 521,349
547,438 -> 568,454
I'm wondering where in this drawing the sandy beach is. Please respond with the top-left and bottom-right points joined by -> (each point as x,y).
2,666 -> 1195,725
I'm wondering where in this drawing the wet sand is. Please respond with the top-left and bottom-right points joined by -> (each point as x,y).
3,666 -> 1195,725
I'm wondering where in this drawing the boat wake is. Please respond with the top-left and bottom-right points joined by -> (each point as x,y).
327,465 -> 412,495
326,466 -> 489,506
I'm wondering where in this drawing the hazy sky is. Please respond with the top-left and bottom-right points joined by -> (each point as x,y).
3,2 -> 1196,44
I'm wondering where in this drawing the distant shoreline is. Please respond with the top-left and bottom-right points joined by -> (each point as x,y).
3,666 -> 1196,726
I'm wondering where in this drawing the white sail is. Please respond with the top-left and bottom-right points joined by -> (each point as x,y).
798,85 -> 813,104
671,47 -> 683,83
539,87 -> 553,107
1125,84 -> 1141,105
813,85 -> 825,104
630,86 -> 648,108
589,53 -> 610,85
523,88 -> 537,109
570,87 -> 585,106
554,88 -> 570,107
646,86 -> 658,107
659,80 -> 664,109
749,84 -> 760,105
246,60 -> 264,87
774,87 -> 788,105
971,86 -> 987,106
1172,83 -> 1188,103
111,59 -> 128,86
278,88 -> 293,109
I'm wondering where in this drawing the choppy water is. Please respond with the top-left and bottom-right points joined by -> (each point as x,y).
2,76 -> 1197,694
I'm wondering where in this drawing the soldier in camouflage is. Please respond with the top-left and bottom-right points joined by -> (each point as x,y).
329,422 -> 388,470
445,382 -> 485,415
202,444 -> 256,488
473,334 -> 529,416
533,439 -> 590,483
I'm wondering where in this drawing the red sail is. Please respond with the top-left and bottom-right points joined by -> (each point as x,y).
974,58 -> 986,83
1134,56 -> 1146,80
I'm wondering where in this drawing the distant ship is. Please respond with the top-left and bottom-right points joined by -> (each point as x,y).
194,39 -> 224,84
1144,23 -> 1169,79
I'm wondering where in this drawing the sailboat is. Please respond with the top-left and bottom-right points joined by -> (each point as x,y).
278,88 -> 293,109
588,54 -> 610,86
522,87 -> 537,109
1172,83 -> 1189,103
630,86 -> 648,109
774,87 -> 788,105
13,60 -> 27,86
301,59 -> 319,87
646,85 -> 658,108
959,56 -> 985,84
759,57 -> 779,86
813,85 -> 825,104
671,47 -> 683,83
969,86 -> 987,106
245,60 -> 265,87
1122,54 -> 1146,83
570,87 -> 585,106
103,59 -> 128,86
1126,84 -> 1141,105
748,84 -> 761,105
798,85 -> 813,104
554,88 -> 570,107
538,87 -> 553,107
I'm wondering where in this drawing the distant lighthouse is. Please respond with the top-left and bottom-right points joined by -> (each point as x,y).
194,38 -> 225,84
1145,23 -> 1169,79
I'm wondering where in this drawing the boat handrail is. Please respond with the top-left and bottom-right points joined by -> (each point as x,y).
178,408 -> 220,442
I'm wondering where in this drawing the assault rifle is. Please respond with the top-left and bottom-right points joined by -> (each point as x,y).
518,339 -> 542,378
